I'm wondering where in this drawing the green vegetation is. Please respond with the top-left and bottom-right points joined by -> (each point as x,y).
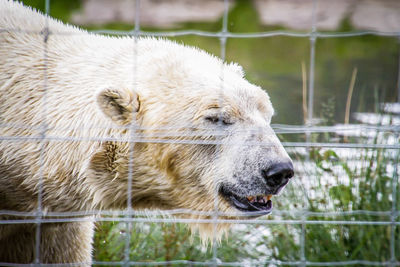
94,221 -> 259,263
94,221 -> 212,262
272,147 -> 400,263
22,0 -> 80,22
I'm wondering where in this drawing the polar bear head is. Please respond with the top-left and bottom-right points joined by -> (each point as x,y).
93,39 -> 293,233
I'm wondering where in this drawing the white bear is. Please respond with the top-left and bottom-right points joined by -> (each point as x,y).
0,1 -> 293,264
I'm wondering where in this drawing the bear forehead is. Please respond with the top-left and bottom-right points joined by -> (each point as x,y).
199,84 -> 274,120
191,67 -> 274,118
137,38 -> 274,119
142,66 -> 273,120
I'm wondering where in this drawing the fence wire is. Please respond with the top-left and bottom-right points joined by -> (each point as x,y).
1,0 -> 400,266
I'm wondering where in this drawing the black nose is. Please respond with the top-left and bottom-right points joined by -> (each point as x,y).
262,162 -> 294,194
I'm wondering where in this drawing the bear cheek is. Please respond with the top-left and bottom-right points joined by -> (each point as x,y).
160,150 -> 178,182
157,144 -> 185,183
159,144 -> 207,183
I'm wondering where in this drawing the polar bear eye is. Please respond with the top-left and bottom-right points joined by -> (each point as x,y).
204,116 -> 234,126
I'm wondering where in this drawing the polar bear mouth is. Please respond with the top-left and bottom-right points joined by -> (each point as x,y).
219,187 -> 273,215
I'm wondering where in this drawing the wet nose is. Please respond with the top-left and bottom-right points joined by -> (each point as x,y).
262,162 -> 294,194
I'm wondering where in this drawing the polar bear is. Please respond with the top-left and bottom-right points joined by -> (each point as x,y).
0,1 -> 294,265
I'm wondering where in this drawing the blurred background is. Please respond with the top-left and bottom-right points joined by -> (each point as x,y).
21,0 -> 400,265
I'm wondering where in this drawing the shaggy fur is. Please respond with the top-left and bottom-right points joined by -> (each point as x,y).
0,1 -> 292,265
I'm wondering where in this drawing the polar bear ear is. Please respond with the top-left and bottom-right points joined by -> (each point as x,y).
97,88 -> 140,125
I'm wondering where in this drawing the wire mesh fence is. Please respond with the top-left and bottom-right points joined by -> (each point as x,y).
0,0 -> 400,266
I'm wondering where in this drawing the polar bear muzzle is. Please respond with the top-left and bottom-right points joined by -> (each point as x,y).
219,161 -> 294,215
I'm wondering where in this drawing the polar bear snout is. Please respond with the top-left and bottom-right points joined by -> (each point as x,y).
218,134 -> 294,215
262,161 -> 294,195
